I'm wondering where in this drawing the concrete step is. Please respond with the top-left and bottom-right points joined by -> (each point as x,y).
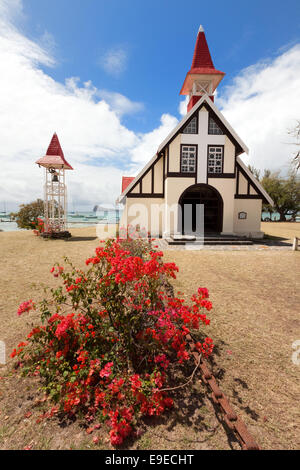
166,238 -> 253,246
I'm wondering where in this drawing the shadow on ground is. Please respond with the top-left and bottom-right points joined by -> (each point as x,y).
65,237 -> 98,242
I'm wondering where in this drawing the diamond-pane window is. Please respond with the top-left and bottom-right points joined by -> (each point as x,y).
182,117 -> 197,134
208,146 -> 223,174
208,117 -> 223,135
181,146 -> 196,173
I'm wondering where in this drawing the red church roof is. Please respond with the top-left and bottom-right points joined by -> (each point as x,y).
180,26 -> 225,95
122,176 -> 134,193
190,26 -> 215,71
36,133 -> 73,170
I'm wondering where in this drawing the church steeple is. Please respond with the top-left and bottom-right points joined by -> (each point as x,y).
180,25 -> 225,112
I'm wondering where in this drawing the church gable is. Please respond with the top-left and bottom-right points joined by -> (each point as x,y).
235,159 -> 273,205
126,153 -> 165,198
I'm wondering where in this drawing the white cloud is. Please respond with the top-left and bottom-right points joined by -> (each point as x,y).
97,90 -> 144,116
100,47 -> 128,77
178,96 -> 189,117
217,45 -> 300,174
0,0 -> 299,214
0,2 -> 176,211
129,114 -> 178,173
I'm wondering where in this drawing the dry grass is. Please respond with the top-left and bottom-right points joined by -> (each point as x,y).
261,221 -> 300,243
0,223 -> 299,449
163,248 -> 300,449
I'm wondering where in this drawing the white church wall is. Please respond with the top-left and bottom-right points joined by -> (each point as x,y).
154,158 -> 164,194
168,135 -> 181,172
223,137 -> 235,173
207,177 -> 236,233
233,199 -> 263,238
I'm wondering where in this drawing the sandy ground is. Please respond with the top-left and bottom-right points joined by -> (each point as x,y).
0,223 -> 299,450
261,221 -> 300,243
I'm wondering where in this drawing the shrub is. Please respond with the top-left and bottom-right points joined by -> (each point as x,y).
12,238 -> 213,446
10,199 -> 44,229
33,218 -> 45,236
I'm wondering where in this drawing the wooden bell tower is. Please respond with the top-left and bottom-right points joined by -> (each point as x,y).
36,133 -> 73,237
180,25 -> 225,112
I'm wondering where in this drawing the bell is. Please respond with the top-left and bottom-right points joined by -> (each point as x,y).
52,173 -> 59,182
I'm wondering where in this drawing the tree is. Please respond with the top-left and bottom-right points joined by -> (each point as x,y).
11,199 -> 44,229
247,165 -> 261,181
261,170 -> 300,221
288,120 -> 300,171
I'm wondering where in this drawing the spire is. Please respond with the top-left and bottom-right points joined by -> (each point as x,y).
36,133 -> 73,170
180,26 -> 225,102
190,26 -> 215,71
46,133 -> 65,158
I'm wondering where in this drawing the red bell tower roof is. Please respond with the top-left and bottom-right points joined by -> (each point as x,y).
180,25 -> 225,96
190,24 -> 215,71
36,133 -> 73,170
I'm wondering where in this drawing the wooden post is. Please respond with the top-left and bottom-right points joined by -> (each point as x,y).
293,237 -> 298,251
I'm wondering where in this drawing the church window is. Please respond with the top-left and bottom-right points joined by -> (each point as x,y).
182,116 -> 197,134
208,117 -> 223,135
181,145 -> 197,173
207,146 -> 223,174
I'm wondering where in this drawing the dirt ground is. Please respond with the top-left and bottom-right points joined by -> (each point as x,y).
0,223 -> 299,450
261,221 -> 300,243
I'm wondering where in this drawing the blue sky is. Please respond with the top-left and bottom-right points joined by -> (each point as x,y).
20,0 -> 300,132
0,0 -> 299,210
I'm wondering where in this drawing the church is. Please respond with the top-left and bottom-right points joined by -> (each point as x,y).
118,26 -> 273,240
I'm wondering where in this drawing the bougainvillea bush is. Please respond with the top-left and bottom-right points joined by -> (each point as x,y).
12,237 -> 214,446
32,217 -> 45,236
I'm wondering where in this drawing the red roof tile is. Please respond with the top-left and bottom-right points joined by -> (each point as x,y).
190,31 -> 215,71
180,28 -> 225,96
36,133 -> 73,170
189,31 -> 224,75
122,176 -> 134,193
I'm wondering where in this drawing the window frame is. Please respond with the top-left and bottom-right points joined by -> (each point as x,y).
208,116 -> 224,135
182,115 -> 198,135
180,144 -> 198,175
207,145 -> 224,175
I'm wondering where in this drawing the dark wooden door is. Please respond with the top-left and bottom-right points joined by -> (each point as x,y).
180,185 -> 223,234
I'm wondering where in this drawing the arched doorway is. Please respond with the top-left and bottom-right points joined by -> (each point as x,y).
179,184 -> 223,235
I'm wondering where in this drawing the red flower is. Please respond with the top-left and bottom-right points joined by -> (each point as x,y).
17,300 -> 35,316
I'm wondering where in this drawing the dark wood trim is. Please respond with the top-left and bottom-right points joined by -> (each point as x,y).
180,143 -> 198,176
159,106 -> 201,154
234,194 -> 262,199
207,144 -> 224,183
247,180 -> 250,195
236,163 -> 269,203
236,166 -> 240,195
128,153 -> 166,198
151,166 -> 154,194
162,151 -> 166,198
127,193 -> 164,198
205,105 -> 243,156
181,112 -> 198,135
207,172 -> 235,179
126,100 -> 245,199
128,178 -> 141,194
207,112 -> 224,136
167,172 -> 196,178
167,145 -> 169,174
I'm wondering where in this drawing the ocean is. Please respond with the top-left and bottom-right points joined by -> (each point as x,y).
0,211 -> 122,232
